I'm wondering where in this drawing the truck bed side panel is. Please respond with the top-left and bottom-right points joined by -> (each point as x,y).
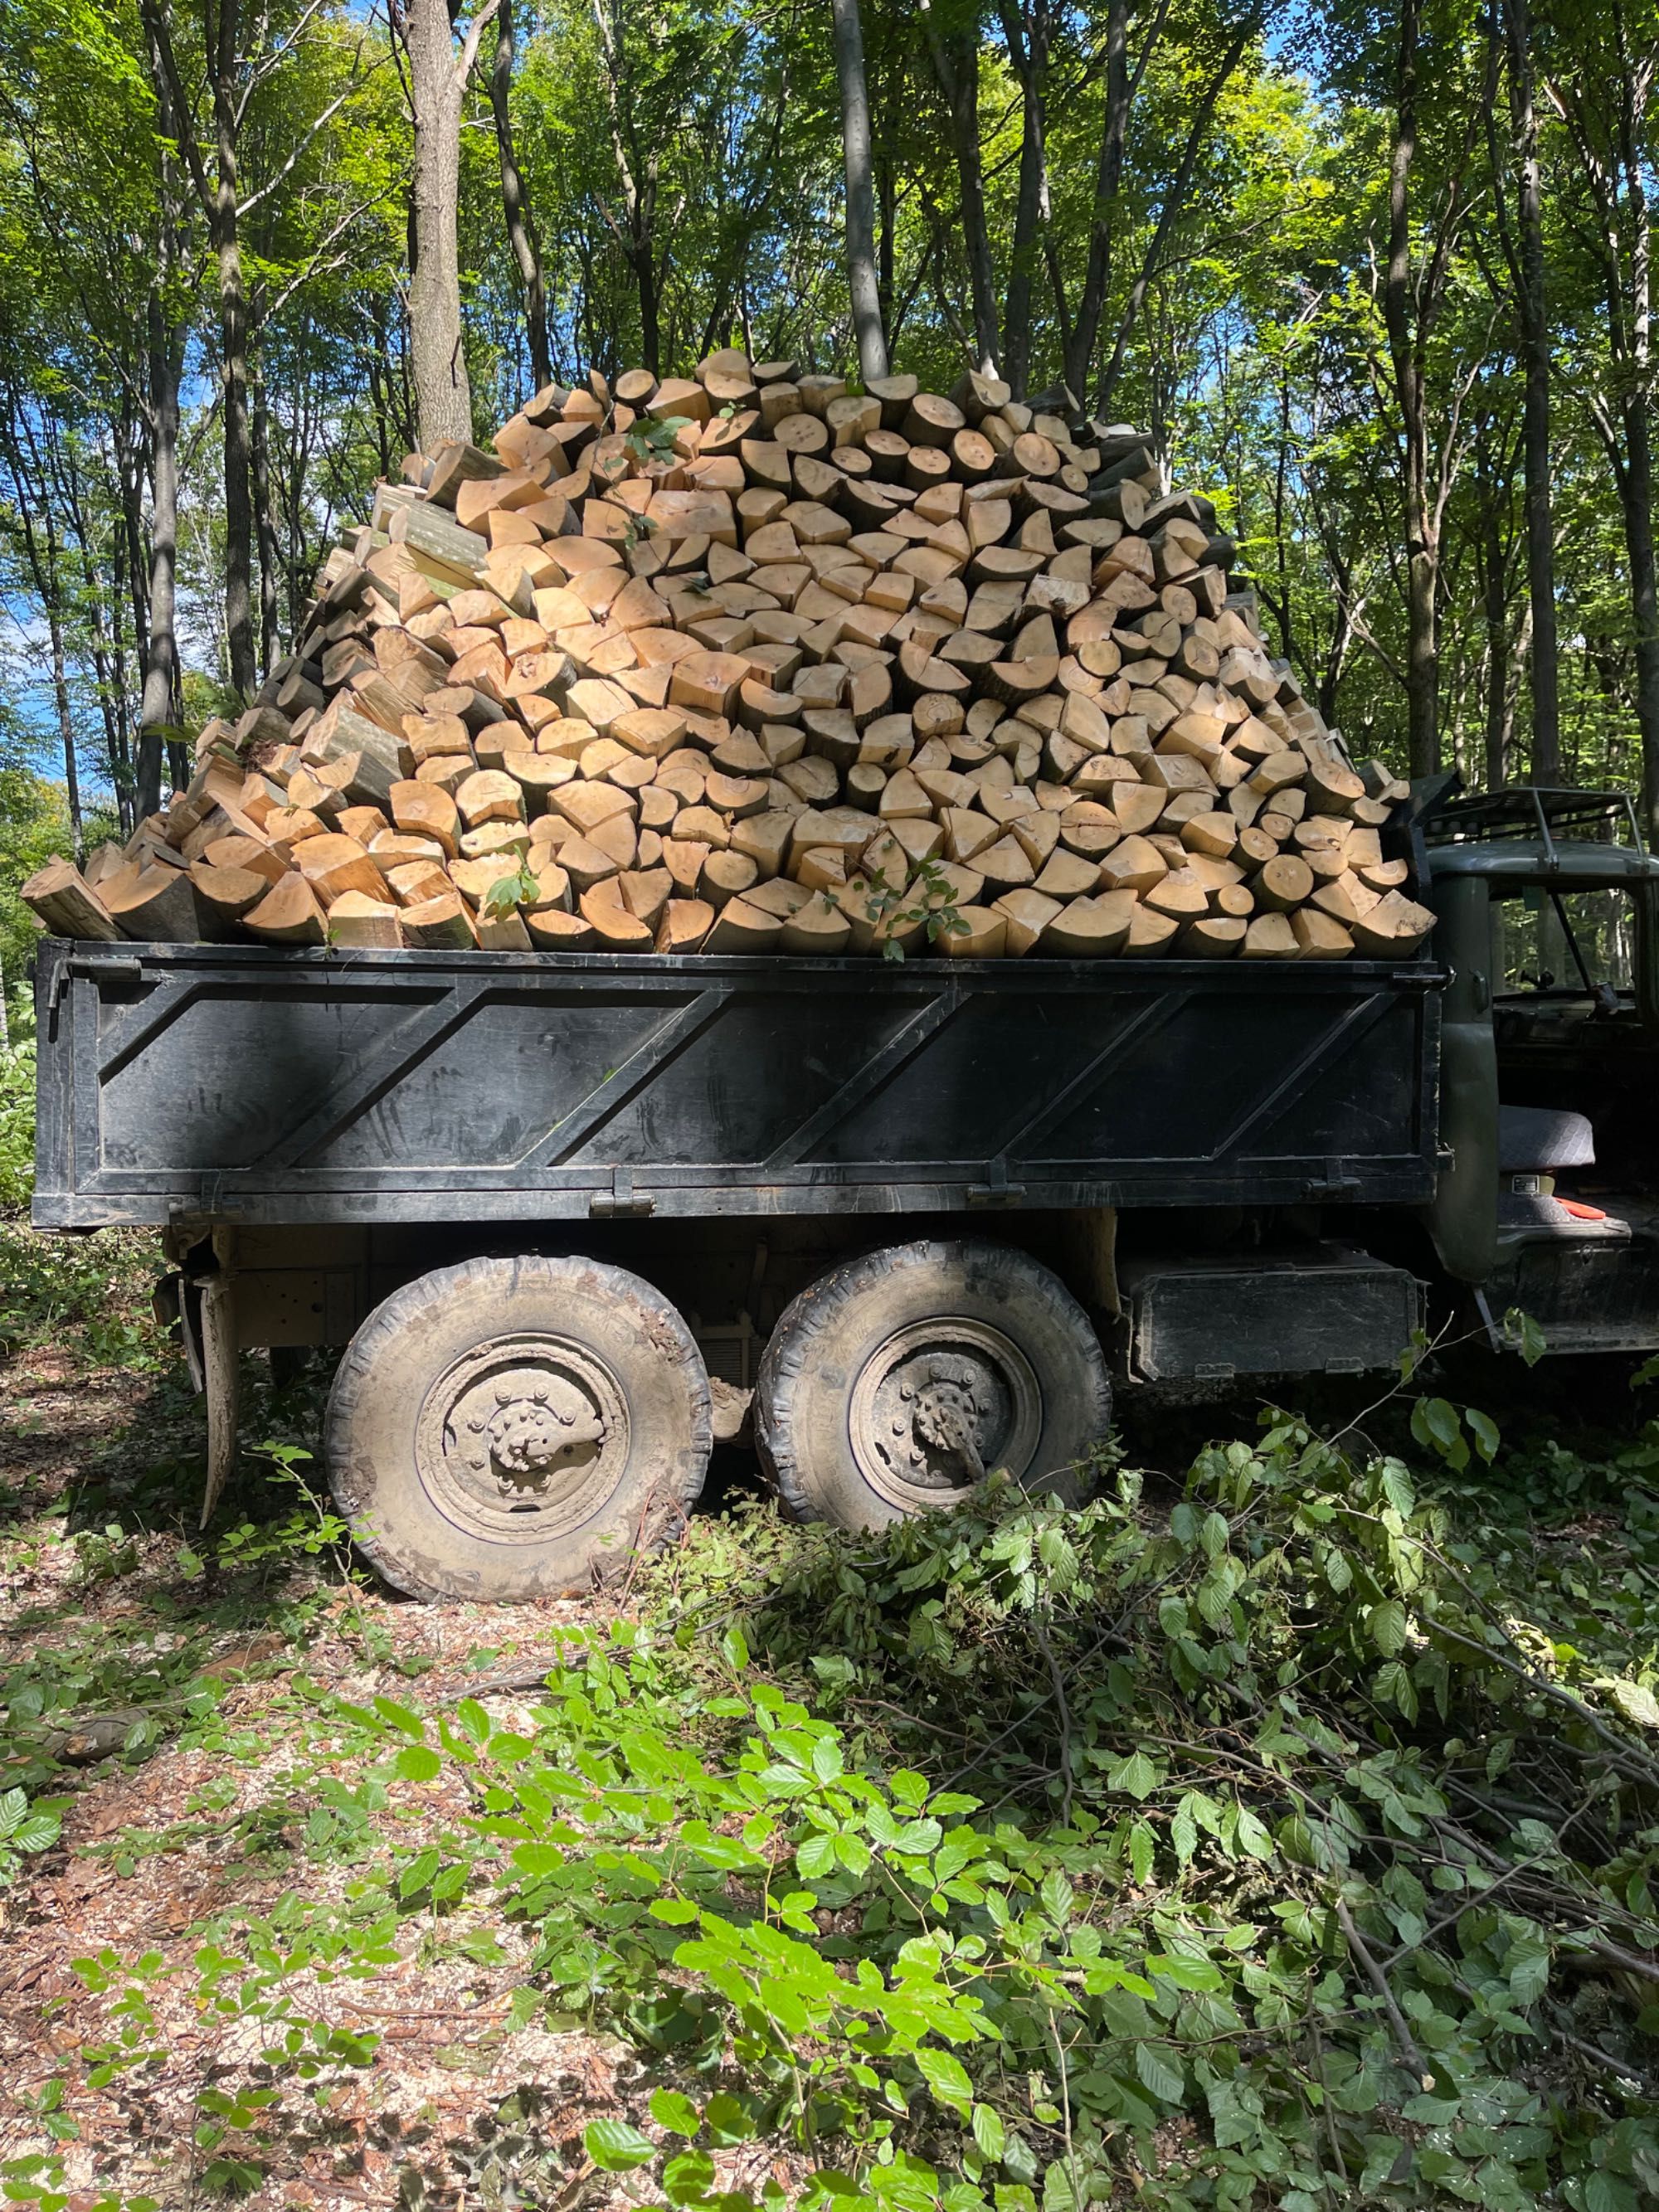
32,943 -> 1443,1228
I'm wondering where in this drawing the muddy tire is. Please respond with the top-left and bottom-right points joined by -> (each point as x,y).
755,1239 -> 1111,1530
324,1255 -> 711,1601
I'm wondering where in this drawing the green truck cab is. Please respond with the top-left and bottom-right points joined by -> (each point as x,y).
1423,783 -> 1659,1353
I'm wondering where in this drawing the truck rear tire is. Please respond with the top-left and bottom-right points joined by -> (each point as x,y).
755,1240 -> 1112,1530
324,1255 -> 712,1602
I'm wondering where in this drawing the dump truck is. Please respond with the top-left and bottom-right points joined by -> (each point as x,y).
28,780 -> 1659,1601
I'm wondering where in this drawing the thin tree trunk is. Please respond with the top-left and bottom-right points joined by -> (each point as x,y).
832,0 -> 888,382
1506,0 -> 1559,781
1066,0 -> 1129,402
1622,390 -> 1659,841
922,16 -> 1000,370
997,1 -> 1049,402
137,295 -> 183,823
1482,495 -> 1509,790
139,0 -> 256,694
209,0 -> 256,697
489,0 -> 552,391
251,367 -> 280,679
408,0 -> 480,448
1383,0 -> 1440,777
41,518 -> 84,859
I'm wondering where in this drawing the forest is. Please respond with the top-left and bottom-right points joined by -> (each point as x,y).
1,0 -> 1657,998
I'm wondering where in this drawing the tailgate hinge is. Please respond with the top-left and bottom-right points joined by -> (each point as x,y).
590,1165 -> 655,1218
968,1157 -> 1026,1207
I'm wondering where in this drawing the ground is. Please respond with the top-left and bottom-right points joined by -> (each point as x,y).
0,1237 -> 655,2209
3,1219 -> 1659,2212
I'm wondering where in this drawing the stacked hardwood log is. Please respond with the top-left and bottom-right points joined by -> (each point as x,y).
26,355 -> 1433,962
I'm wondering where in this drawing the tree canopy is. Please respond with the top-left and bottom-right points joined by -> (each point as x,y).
0,0 -> 1655,840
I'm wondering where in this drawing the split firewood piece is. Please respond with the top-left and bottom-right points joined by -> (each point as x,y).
1349,892 -> 1436,958
1290,909 -> 1354,959
1123,902 -> 1180,956
244,873 -> 328,946
401,892 -> 479,949
390,779 -> 460,856
992,888 -> 1063,955
933,905 -> 1007,958
21,858 -> 122,941
455,769 -> 526,829
187,863 -> 270,929
579,888 -> 653,951
1242,912 -> 1299,959
781,894 -> 854,955
1180,916 -> 1247,958
102,864 -> 205,942
525,909 -> 596,950
1042,890 -> 1135,956
703,896 -> 784,952
326,892 -> 405,948
295,834 -> 387,905
476,906 -> 533,950
656,897 -> 715,954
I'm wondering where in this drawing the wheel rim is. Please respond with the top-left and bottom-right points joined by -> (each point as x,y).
848,1316 -> 1043,1512
415,1332 -> 630,1544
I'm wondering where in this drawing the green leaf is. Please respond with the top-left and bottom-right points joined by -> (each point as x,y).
1134,2041 -> 1185,2104
720,1625 -> 749,1670
1107,1750 -> 1158,1800
649,2088 -> 702,2138
649,1898 -> 700,1924
1466,1407 -> 1500,1462
971,2103 -> 1006,2161
1504,1307 -> 1547,1367
372,1696 -> 425,1740
1369,1599 -> 1408,1657
917,2047 -> 973,2116
1608,1678 -> 1659,1728
393,1744 -> 441,1784
703,2092 -> 756,2144
796,1832 -> 836,1879
583,2117 -> 655,2171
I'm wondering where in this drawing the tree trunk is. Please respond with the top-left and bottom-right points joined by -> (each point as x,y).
1065,0 -> 1129,402
922,21 -> 1000,372
831,0 -> 888,382
1482,494 -> 1509,790
1620,389 -> 1659,843
1506,0 -> 1559,782
408,0 -> 474,449
137,295 -> 183,824
997,1 -> 1050,402
1383,0 -> 1440,777
207,0 -> 257,698
41,518 -> 84,859
251,367 -> 281,680
489,0 -> 552,392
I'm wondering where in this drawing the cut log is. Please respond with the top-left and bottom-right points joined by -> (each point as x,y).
401,892 -> 479,949
244,874 -> 327,946
326,892 -> 405,948
103,865 -> 203,942
21,859 -> 121,941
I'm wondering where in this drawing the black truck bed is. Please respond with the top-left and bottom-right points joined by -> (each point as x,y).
32,941 -> 1444,1228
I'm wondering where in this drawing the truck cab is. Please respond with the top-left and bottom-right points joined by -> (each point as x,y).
1423,784 -> 1659,1353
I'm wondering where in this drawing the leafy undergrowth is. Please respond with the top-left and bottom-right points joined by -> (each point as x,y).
2,1226 -> 1659,2207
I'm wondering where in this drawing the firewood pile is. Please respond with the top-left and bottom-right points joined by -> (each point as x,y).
25,354 -> 1433,962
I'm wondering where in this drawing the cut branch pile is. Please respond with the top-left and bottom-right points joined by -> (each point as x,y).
27,355 -> 1430,962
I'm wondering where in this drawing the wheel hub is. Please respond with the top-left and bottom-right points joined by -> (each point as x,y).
849,1318 -> 1042,1511
416,1334 -> 629,1543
